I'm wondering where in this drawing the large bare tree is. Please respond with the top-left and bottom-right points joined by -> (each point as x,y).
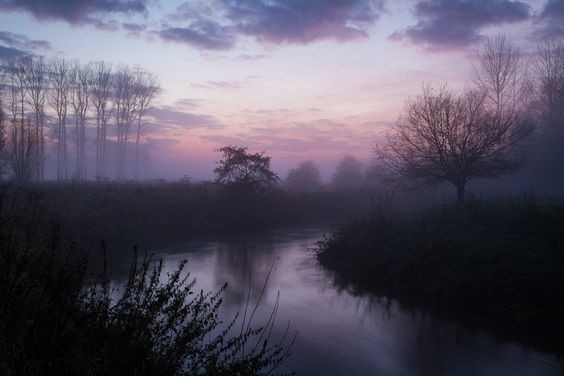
89,61 -> 113,179
378,86 -> 533,203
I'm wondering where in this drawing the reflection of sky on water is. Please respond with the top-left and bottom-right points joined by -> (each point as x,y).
123,228 -> 563,376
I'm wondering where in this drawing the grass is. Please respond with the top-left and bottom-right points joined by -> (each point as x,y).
317,193 -> 564,354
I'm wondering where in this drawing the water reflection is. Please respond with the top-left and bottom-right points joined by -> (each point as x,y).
147,228 -> 563,376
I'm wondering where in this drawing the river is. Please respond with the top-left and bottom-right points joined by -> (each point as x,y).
132,227 -> 563,375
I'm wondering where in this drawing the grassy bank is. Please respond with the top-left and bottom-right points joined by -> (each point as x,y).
317,195 -> 564,354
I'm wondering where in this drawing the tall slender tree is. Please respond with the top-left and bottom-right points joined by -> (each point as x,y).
133,69 -> 159,179
71,62 -> 90,180
48,58 -> 73,181
114,65 -> 137,179
21,57 -> 47,180
7,61 -> 35,183
89,61 -> 113,179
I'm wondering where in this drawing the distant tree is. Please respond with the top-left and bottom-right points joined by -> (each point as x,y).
473,34 -> 527,120
284,160 -> 322,192
377,85 -> 533,203
534,40 -> 564,128
331,155 -> 363,190
214,145 -> 279,193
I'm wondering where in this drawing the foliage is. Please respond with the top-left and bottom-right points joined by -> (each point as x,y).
214,146 -> 279,194
0,185 -> 294,375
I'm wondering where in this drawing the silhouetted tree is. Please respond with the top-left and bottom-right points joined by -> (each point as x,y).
284,160 -> 322,192
378,85 -> 533,203
214,145 -> 279,193
331,155 -> 363,190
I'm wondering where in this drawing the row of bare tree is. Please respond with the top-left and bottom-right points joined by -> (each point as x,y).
0,57 -> 160,183
378,36 -> 564,203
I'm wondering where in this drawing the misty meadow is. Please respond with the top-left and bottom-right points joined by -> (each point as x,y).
1,0 -> 564,375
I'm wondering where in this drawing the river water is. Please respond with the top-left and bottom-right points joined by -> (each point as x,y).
147,227 -> 563,376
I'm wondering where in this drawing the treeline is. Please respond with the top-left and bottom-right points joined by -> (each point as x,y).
0,57 -> 160,183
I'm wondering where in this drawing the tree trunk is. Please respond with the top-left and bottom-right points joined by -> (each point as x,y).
456,183 -> 466,204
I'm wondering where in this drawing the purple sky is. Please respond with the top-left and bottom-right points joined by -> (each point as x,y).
0,0 -> 560,180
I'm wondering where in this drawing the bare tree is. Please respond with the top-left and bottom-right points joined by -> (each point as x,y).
6,62 -> 36,183
114,65 -> 137,180
20,56 -> 48,180
89,61 -> 113,179
71,62 -> 90,180
473,34 -> 527,119
132,69 -> 159,179
48,58 -> 73,181
534,40 -> 564,128
0,67 -> 7,179
378,85 -> 533,203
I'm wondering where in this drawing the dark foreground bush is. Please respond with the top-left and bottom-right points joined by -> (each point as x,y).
0,185 -> 294,376
317,195 -> 564,353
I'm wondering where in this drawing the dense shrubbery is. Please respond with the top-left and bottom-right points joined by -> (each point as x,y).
0,185 -> 294,375
317,194 -> 564,352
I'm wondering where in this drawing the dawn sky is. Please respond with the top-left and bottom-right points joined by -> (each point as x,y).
0,0 -> 560,180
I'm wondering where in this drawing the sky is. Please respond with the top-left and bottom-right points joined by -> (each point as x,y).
0,0 -> 561,180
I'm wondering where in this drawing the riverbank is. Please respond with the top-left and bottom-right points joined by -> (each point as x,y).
31,180 -> 375,251
316,195 -> 564,355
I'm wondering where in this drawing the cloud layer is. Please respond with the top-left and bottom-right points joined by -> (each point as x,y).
0,30 -> 51,59
0,0 -> 147,24
159,0 -> 385,50
535,0 -> 564,39
390,0 -> 531,50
